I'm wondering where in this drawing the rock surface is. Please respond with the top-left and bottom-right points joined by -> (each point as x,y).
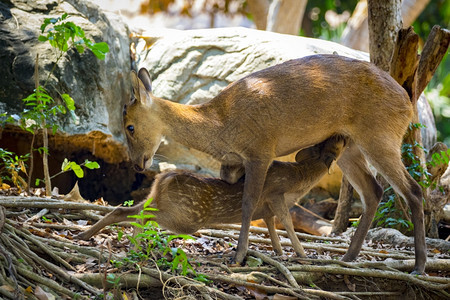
0,0 -> 131,162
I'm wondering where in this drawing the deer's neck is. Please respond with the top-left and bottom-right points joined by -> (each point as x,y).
155,98 -> 223,157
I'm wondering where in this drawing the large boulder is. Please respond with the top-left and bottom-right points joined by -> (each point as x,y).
137,27 -> 437,195
0,0 -> 131,158
0,0 -> 133,201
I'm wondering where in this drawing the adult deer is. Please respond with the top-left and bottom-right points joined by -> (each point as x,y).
123,54 -> 426,274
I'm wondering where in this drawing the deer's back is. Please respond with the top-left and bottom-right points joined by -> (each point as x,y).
209,54 -> 412,157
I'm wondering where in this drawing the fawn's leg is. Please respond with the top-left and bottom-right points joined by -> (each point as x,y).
264,216 -> 283,255
74,205 -> 141,240
269,198 -> 306,258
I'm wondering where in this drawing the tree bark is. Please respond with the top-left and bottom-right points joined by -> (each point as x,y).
341,0 -> 369,51
332,175 -> 354,234
368,0 -> 403,72
247,0 -> 270,30
266,0 -> 307,35
402,0 -> 431,27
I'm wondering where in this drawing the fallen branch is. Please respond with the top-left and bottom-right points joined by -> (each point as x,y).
247,249 -> 299,288
289,264 -> 450,290
0,199 -> 114,212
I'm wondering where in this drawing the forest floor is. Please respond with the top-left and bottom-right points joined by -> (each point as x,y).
0,189 -> 449,300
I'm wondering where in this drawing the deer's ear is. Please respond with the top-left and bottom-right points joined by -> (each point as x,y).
131,70 -> 140,101
130,70 -> 152,106
138,68 -> 152,93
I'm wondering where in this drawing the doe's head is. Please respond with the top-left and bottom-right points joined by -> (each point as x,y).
123,68 -> 163,172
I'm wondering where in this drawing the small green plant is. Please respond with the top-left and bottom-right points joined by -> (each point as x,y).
2,13 -> 109,194
106,273 -> 121,289
39,13 -> 109,61
375,129 -> 449,232
33,158 -> 100,187
123,200 -> 134,207
374,192 -> 414,231
112,198 -> 207,281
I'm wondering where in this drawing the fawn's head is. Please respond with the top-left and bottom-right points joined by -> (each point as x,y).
294,135 -> 347,170
123,68 -> 163,172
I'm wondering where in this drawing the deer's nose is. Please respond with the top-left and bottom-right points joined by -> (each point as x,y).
134,164 -> 144,172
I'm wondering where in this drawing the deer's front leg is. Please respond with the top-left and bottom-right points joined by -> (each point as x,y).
234,159 -> 271,264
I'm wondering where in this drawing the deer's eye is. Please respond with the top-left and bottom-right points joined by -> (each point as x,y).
127,125 -> 134,134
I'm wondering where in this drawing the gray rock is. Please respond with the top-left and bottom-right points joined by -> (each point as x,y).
0,0 -> 133,202
0,0 -> 130,143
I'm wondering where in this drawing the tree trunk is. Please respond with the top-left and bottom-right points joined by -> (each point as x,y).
247,0 -> 270,30
332,175 -> 354,234
35,54 -> 52,196
341,0 -> 431,52
341,0 -> 369,51
402,0 -> 431,27
266,0 -> 307,35
368,0 -> 403,72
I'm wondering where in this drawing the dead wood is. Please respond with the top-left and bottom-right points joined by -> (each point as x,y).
389,26 -> 419,102
0,196 -> 449,299
416,25 -> 450,98
251,203 -> 332,236
332,175 -> 354,234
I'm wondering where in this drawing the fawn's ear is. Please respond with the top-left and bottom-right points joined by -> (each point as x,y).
324,154 -> 336,171
130,69 -> 152,106
295,147 -> 315,162
138,68 -> 152,93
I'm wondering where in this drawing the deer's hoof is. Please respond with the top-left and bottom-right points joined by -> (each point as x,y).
410,269 -> 426,276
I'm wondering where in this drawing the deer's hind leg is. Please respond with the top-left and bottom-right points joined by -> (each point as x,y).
360,140 -> 426,274
336,142 -> 383,262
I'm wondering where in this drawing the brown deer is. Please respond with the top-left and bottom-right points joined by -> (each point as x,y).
76,136 -> 346,257
122,54 -> 426,274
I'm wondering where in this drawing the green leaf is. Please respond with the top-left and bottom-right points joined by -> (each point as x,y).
143,207 -> 158,211
167,234 -> 194,243
246,256 -> 263,267
62,158 -> 70,171
84,160 -> 100,169
52,124 -> 58,134
93,42 -> 109,53
91,49 -> 106,60
75,44 -> 85,54
127,214 -> 140,219
130,222 -> 145,228
61,94 -> 76,111
143,198 -> 154,208
35,178 -> 41,186
38,35 -> 48,42
69,162 -> 84,178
